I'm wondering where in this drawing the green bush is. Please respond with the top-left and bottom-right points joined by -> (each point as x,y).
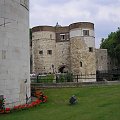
56,73 -> 73,83
32,74 -> 54,83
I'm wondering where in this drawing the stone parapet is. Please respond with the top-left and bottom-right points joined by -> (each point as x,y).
69,22 -> 94,30
32,26 -> 55,33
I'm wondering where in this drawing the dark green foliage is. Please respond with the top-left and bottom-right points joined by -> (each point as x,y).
59,74 -> 66,82
38,74 -> 54,83
66,73 -> 73,82
57,73 -> 73,82
100,29 -> 120,65
31,74 -> 54,83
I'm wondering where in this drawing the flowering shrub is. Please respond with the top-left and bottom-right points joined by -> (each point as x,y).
0,94 -> 48,114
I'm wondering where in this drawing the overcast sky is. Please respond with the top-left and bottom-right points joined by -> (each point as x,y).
30,0 -> 120,48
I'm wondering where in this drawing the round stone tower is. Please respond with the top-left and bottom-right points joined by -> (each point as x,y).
69,22 -> 96,82
32,26 -> 56,74
0,0 -> 30,108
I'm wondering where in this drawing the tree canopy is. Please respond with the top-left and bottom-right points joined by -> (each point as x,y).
100,28 -> 120,64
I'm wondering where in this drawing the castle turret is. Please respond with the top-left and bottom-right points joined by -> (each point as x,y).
32,26 -> 56,74
0,0 -> 30,107
32,22 -> 96,82
69,22 -> 96,82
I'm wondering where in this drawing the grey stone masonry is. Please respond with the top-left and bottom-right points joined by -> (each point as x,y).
32,22 -> 96,82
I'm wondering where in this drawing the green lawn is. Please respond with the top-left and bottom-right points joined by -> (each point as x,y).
1,85 -> 120,120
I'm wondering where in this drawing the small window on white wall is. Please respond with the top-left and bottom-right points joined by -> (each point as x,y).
83,30 -> 89,36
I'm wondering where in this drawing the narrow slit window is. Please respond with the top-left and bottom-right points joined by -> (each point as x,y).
50,34 -> 52,39
80,61 -> 82,67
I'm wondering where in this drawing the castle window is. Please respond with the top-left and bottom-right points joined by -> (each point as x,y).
50,34 -> 52,39
89,47 -> 93,52
39,50 -> 43,55
60,34 -> 65,40
80,61 -> 82,67
47,50 -> 52,55
83,30 -> 89,36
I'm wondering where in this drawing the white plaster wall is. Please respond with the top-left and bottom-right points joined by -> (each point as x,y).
70,29 -> 83,38
70,28 -> 94,38
70,28 -> 95,48
0,0 -> 30,108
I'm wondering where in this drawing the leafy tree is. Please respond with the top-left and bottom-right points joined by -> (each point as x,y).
100,29 -> 120,66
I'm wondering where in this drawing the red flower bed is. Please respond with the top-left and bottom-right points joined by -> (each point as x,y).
0,95 -> 48,114
5,108 -> 11,113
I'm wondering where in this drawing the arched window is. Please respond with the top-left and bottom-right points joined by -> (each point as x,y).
80,61 -> 82,67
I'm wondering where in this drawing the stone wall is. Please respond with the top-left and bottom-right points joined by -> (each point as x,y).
0,0 -> 30,108
32,31 -> 56,73
32,22 -> 96,82
55,42 -> 70,72
70,37 -> 96,82
96,49 -> 108,71
70,26 -> 96,82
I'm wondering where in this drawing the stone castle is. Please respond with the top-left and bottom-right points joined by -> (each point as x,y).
31,22 -> 99,82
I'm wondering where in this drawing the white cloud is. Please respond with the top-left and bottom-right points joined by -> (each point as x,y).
30,0 -> 120,48
96,5 -> 120,23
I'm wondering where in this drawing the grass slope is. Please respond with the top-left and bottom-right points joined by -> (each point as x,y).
0,85 -> 120,120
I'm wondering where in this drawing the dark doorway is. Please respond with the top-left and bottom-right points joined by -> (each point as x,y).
59,66 -> 65,73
